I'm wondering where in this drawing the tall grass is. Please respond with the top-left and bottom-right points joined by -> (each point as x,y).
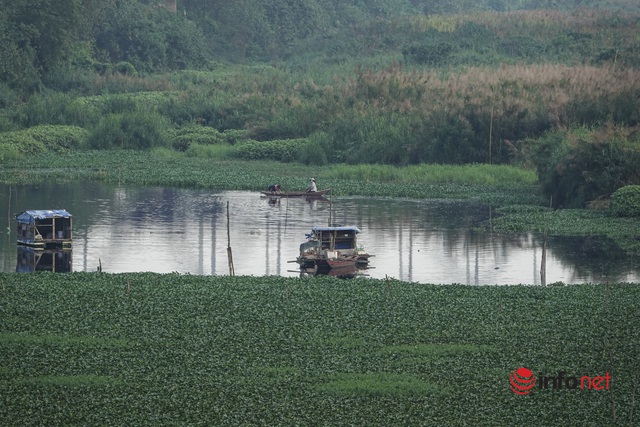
185,143 -> 236,159
326,163 -> 537,186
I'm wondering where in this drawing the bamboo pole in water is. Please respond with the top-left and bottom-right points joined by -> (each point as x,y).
540,197 -> 552,286
227,201 -> 235,276
540,231 -> 547,287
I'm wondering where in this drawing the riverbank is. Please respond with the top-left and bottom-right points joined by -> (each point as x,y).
1,273 -> 637,426
1,150 -> 638,254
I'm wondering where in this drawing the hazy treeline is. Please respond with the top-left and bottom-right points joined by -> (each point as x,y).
2,0 -> 639,94
0,0 -> 639,208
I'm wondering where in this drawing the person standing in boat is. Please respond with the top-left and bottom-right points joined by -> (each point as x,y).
306,178 -> 317,193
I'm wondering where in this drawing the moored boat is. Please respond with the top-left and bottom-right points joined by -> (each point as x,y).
296,225 -> 372,271
16,209 -> 73,249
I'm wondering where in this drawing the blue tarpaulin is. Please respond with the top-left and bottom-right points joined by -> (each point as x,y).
16,210 -> 73,224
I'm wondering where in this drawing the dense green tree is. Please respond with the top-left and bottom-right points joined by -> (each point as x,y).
0,0 -> 81,91
533,128 -> 640,208
93,0 -> 207,72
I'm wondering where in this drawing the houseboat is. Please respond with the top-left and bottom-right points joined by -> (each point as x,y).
297,225 -> 371,271
16,209 -> 73,249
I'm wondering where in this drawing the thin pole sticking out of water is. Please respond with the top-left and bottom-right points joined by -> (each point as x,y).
227,201 -> 235,276
7,186 -> 12,235
540,231 -> 547,287
540,197 -> 552,286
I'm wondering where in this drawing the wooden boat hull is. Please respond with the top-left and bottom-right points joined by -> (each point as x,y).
261,189 -> 331,198
298,254 -> 358,270
324,256 -> 358,269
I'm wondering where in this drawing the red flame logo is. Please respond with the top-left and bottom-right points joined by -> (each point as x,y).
510,367 -> 536,395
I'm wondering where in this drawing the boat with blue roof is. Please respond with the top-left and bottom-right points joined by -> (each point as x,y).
16,209 -> 73,249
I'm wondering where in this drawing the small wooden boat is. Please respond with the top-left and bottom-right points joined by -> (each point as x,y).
261,189 -> 331,198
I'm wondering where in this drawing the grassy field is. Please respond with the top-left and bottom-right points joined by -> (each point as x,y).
0,273 -> 638,426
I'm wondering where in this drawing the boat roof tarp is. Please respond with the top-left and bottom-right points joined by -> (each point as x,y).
16,210 -> 73,224
311,226 -> 360,233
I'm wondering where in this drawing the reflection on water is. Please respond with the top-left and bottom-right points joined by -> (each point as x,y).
16,247 -> 72,273
1,182 -> 638,284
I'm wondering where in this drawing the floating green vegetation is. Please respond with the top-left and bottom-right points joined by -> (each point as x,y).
0,333 -> 131,348
493,205 -> 640,255
0,151 -> 539,205
378,343 -> 497,357
316,372 -> 443,396
0,273 -> 638,425
8,375 -> 121,388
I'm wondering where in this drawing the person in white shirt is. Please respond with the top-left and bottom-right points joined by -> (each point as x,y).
306,178 -> 317,192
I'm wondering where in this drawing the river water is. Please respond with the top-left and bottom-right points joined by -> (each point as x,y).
1,182 -> 638,284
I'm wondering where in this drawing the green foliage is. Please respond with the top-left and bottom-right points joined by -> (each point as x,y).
114,61 -> 137,76
221,129 -> 250,145
317,372 -> 441,396
235,138 -> 309,162
402,22 -> 499,67
0,273 -> 638,425
12,91 -> 79,127
22,125 -> 87,152
93,0 -> 207,72
185,143 -> 236,159
171,124 -> 225,151
610,185 -> 640,217
0,151 -> 537,205
85,111 -> 171,150
0,144 -> 21,161
0,0 -> 81,92
296,131 -> 330,165
533,127 -> 640,208
0,125 -> 87,155
493,204 -> 640,254
326,162 -> 537,186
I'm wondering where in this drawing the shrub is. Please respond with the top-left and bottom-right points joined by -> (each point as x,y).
0,125 -> 85,155
115,61 -> 137,76
86,111 -> 171,150
12,90 -> 77,127
222,129 -> 250,145
185,143 -> 235,159
296,132 -> 329,165
172,124 -> 225,151
234,138 -> 309,162
0,132 -> 45,155
533,127 -> 640,208
610,185 -> 640,217
24,125 -> 88,152
0,143 -> 20,161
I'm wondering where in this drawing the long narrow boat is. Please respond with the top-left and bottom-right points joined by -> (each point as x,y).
261,189 -> 331,198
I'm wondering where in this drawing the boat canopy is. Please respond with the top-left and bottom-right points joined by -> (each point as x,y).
16,209 -> 73,224
311,226 -> 360,233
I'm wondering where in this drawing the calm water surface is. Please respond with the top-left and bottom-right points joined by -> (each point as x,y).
1,183 -> 638,284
